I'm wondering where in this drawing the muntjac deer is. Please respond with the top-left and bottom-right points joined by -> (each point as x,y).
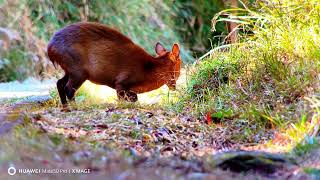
47,22 -> 182,109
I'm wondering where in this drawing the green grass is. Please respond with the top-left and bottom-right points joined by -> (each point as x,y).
174,0 -> 320,144
0,48 -> 29,82
304,167 -> 320,177
293,137 -> 320,156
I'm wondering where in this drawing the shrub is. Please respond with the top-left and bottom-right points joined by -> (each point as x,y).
175,0 -> 320,142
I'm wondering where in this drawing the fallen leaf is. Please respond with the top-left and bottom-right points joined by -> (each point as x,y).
206,112 -> 212,125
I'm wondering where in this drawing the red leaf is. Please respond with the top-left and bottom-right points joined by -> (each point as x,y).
96,130 -> 102,133
96,124 -> 108,129
206,111 -> 212,125
42,159 -> 49,165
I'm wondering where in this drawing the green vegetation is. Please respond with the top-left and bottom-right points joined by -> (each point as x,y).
294,137 -> 320,156
171,0 -> 226,57
176,0 -> 320,145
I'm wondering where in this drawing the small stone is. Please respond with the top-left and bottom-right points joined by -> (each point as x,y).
146,112 -> 154,118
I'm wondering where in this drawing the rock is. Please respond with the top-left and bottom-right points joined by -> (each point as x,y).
212,150 -> 296,175
0,27 -> 21,51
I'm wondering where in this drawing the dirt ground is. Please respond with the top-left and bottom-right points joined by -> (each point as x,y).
0,78 -> 319,179
0,98 -> 318,179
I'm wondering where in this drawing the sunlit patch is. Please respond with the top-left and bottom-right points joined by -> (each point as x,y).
76,69 -> 186,106
0,78 -> 56,99
76,81 -> 117,103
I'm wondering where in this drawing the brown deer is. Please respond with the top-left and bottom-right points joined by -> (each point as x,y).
47,22 -> 182,109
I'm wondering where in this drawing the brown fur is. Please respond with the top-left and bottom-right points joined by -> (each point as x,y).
47,22 -> 182,106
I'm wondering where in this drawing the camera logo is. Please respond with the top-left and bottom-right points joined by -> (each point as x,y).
8,167 -> 16,175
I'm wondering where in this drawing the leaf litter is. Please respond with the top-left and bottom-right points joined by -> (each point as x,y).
0,99 -> 315,179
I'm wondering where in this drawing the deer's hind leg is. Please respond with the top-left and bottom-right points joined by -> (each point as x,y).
62,49 -> 88,102
57,73 -> 69,107
64,71 -> 87,101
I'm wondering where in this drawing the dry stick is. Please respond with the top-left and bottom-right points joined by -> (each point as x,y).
311,115 -> 320,137
229,0 -> 239,43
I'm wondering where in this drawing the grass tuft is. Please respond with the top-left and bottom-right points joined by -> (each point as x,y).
174,0 -> 320,144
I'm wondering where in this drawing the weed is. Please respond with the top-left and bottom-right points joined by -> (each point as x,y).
293,137 -> 320,156
174,0 -> 320,144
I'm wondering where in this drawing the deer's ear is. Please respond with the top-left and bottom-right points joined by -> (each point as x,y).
171,43 -> 180,58
155,42 -> 167,56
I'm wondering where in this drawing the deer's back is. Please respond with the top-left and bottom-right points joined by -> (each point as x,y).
48,22 -> 151,88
